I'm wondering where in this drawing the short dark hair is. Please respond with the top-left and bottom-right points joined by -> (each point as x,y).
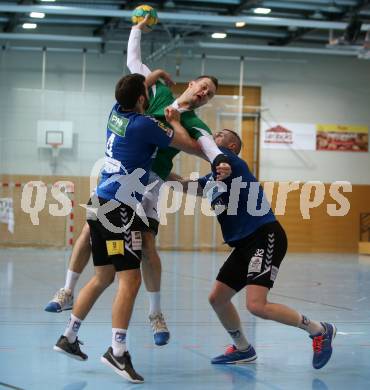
115,73 -> 146,110
195,75 -> 218,90
224,128 -> 242,155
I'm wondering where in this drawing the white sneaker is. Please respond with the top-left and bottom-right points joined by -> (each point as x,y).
45,288 -> 73,313
149,313 -> 170,346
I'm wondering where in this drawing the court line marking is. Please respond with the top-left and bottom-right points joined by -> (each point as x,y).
162,270 -> 352,311
270,292 -> 353,311
337,332 -> 365,335
0,382 -> 25,390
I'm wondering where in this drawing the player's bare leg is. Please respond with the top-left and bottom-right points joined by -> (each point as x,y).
45,223 -> 91,313
141,230 -> 170,346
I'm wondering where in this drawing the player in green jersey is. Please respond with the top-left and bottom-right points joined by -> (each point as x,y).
45,17 -> 231,347
125,17 -> 232,345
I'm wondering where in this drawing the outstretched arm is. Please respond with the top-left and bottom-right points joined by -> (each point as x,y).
187,124 -> 232,180
127,16 -> 152,76
197,134 -> 224,163
165,107 -> 206,158
196,134 -> 232,180
165,108 -> 231,180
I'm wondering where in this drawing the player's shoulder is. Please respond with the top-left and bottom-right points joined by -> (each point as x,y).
122,112 -> 154,132
138,114 -> 172,134
141,114 -> 165,127
112,103 -> 135,119
156,80 -> 171,92
151,80 -> 174,98
221,147 -> 247,169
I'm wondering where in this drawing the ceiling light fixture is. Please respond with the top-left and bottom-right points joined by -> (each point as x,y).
40,0 -> 55,2
212,32 -> 227,39
22,23 -> 37,29
253,8 -> 271,15
235,21 -> 246,28
30,12 -> 45,19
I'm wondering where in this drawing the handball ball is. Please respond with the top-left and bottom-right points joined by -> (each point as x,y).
131,5 -> 158,27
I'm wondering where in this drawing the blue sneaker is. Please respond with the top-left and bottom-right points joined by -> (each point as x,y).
310,322 -> 337,369
211,344 -> 257,364
45,288 -> 73,313
149,313 -> 170,346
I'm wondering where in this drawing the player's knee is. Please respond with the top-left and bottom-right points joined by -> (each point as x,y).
246,300 -> 267,319
118,271 -> 141,296
142,238 -> 160,265
142,249 -> 160,267
131,271 -> 142,291
123,282 -> 141,299
208,291 -> 227,308
93,274 -> 114,290
78,223 -> 91,248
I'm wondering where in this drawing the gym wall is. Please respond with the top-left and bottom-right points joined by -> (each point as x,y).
0,49 -> 369,252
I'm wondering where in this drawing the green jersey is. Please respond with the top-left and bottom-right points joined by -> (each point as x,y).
146,81 -> 211,180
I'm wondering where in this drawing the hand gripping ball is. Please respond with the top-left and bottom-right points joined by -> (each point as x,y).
131,5 -> 158,28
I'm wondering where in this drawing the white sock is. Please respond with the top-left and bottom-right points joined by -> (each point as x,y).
63,314 -> 82,343
227,327 -> 249,351
112,328 -> 127,357
148,291 -> 161,316
64,270 -> 80,294
298,315 -> 325,335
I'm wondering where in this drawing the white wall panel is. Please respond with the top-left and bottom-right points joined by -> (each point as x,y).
0,49 -> 369,184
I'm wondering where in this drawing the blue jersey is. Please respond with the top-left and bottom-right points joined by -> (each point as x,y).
97,103 -> 173,204
198,147 -> 276,246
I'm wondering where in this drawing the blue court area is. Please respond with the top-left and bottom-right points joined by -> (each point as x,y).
1,248 -> 370,390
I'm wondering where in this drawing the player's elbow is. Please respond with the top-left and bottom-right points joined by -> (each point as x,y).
187,142 -> 201,155
184,139 -> 202,155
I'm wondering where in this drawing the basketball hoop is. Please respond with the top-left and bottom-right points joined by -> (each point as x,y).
44,131 -> 64,173
49,142 -> 62,159
37,124 -> 72,174
46,138 -> 63,174
49,143 -> 61,148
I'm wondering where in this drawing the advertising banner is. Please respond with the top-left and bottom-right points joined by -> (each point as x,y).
261,122 -> 316,150
316,124 -> 368,152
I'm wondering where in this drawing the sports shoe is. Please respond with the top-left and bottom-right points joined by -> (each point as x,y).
45,288 -> 73,313
149,313 -> 170,346
310,322 -> 337,369
53,335 -> 88,361
211,344 -> 257,364
101,347 -> 144,384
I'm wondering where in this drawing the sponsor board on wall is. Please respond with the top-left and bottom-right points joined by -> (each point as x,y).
316,124 -> 369,152
261,122 -> 316,150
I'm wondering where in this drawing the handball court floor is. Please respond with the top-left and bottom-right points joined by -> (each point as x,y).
1,248 -> 370,390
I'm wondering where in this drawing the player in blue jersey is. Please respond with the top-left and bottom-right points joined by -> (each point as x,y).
45,20 -> 232,349
53,73 -> 220,384
171,129 -> 337,370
